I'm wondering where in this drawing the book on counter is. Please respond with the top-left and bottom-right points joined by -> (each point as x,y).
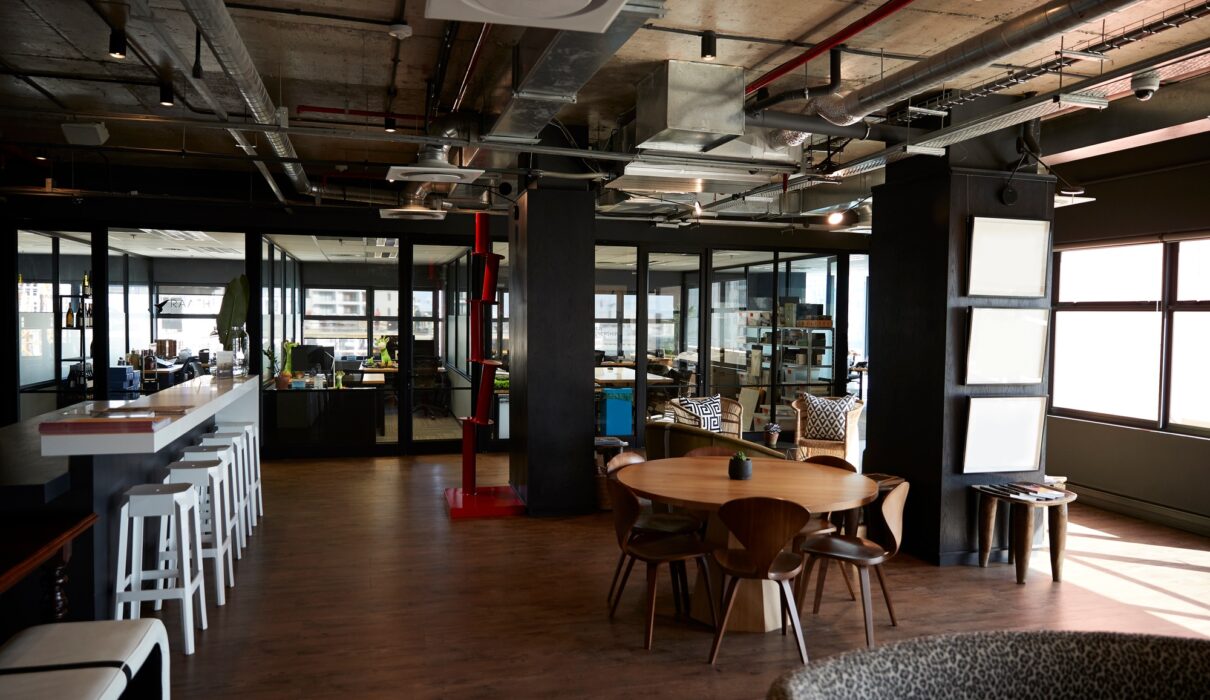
977,482 -> 1068,502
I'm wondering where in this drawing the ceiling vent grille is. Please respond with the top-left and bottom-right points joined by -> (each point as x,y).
378,205 -> 447,221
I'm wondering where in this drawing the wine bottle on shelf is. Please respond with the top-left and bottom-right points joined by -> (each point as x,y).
65,304 -> 74,328
86,304 -> 93,327
82,272 -> 91,297
77,304 -> 84,328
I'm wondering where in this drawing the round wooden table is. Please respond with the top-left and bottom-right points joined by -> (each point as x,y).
617,457 -> 878,633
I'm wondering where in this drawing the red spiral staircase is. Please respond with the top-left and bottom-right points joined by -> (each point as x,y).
443,212 -> 526,518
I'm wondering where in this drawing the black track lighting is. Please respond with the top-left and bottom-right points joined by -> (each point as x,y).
701,30 -> 717,61
384,117 -> 397,133
108,27 -> 126,59
159,80 -> 174,107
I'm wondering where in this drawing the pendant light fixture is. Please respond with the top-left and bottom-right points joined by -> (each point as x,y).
384,117 -> 398,133
159,80 -> 175,107
701,30 -> 717,61
108,27 -> 126,59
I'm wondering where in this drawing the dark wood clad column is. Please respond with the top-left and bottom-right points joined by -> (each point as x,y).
90,227 -> 109,400
2,224 -> 18,426
508,190 -> 596,515
244,232 -> 262,378
866,159 -> 1054,566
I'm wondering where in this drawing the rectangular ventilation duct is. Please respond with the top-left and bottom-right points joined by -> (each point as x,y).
636,60 -> 745,153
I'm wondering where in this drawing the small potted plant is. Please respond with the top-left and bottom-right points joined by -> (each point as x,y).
764,422 -> 782,449
728,450 -> 752,481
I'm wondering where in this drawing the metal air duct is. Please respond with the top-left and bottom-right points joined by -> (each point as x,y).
807,0 -> 1142,126
179,0 -> 312,195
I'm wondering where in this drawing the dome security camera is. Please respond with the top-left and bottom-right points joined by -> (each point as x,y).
1131,71 -> 1160,101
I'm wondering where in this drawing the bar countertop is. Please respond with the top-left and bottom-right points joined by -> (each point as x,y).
38,375 -> 260,457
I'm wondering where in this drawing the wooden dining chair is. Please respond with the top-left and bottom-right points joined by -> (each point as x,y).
796,481 -> 910,648
604,455 -> 702,613
796,455 -> 859,602
709,497 -> 811,665
607,479 -> 717,650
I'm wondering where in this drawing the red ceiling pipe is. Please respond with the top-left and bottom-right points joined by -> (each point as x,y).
745,0 -> 919,95
453,24 -> 493,113
295,105 -> 426,120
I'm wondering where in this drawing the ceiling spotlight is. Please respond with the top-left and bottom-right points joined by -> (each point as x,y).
108,27 -> 126,59
693,199 -> 703,215
388,23 -> 413,40
34,150 -> 48,162
826,211 -> 846,225
159,81 -> 174,107
384,117 -> 397,133
1059,184 -> 1085,196
701,31 -> 717,61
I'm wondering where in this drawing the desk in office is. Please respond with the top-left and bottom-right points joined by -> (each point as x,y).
594,367 -> 674,386
359,365 -> 400,373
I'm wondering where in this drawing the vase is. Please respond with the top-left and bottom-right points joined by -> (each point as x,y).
231,328 -> 248,376
764,432 -> 780,448
275,372 -> 291,390
728,458 -> 752,481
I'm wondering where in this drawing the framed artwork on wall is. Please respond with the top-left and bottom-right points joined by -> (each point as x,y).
968,217 -> 1050,297
966,307 -> 1050,384
962,396 -> 1047,473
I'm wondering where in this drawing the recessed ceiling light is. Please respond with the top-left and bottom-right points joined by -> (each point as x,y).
701,31 -> 717,61
108,28 -> 126,59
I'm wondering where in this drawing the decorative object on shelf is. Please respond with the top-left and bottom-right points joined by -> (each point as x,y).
214,351 -> 235,379
728,450 -> 752,480
230,328 -> 248,376
281,340 -> 297,375
764,422 -> 781,448
214,274 -> 250,350
334,370 -> 344,389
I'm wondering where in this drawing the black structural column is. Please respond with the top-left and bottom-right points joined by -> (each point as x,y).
90,227 -> 109,400
508,189 -> 596,515
1,224 -> 18,426
244,232 -> 263,378
865,147 -> 1055,566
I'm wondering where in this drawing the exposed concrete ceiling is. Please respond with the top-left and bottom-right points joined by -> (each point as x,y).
1,0 -> 1207,210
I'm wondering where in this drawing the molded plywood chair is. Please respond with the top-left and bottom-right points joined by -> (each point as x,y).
683,446 -> 736,458
709,497 -> 812,665
604,454 -> 702,613
797,481 -> 910,648
791,396 -> 863,464
794,456 -> 857,603
606,479 -> 717,650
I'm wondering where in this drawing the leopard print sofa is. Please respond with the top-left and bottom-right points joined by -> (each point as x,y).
768,630 -> 1210,700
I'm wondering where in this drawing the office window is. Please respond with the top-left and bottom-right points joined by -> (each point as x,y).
155,284 -> 224,355
304,288 -> 369,358
1052,238 -> 1210,433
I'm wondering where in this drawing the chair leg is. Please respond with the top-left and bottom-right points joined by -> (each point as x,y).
669,562 -> 683,617
644,562 -> 659,650
609,556 -> 635,618
795,555 -> 818,613
839,562 -> 857,601
780,586 -> 787,636
874,564 -> 898,626
607,550 -> 626,604
677,561 -> 692,616
812,558 -> 830,614
708,576 -> 741,665
858,566 -> 875,648
780,580 -> 808,665
696,557 -> 718,630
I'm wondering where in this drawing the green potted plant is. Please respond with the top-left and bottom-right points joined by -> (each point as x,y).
213,274 -> 250,377
728,450 -> 752,481
764,422 -> 782,449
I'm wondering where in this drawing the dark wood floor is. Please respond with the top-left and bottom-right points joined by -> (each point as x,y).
158,454 -> 1209,698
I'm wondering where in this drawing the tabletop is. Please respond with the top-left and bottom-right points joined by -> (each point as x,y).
617,457 -> 878,514
594,367 -> 673,385
359,365 -> 400,374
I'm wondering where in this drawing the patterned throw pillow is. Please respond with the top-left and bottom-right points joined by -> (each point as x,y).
802,394 -> 857,441
676,395 -> 723,432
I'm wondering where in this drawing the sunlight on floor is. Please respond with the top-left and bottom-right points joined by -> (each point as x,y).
1033,519 -> 1210,637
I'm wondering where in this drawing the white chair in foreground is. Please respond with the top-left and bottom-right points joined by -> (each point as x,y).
0,619 -> 170,698
114,483 -> 208,655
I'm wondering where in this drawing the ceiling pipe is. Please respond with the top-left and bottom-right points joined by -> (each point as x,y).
746,0 -> 919,95
179,0 -> 313,195
748,47 -> 845,112
808,0 -> 1143,126
744,110 -> 920,143
452,24 -> 492,113
297,105 -> 425,121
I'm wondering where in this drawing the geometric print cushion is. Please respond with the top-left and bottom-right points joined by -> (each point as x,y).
801,393 -> 856,441
675,394 -> 722,433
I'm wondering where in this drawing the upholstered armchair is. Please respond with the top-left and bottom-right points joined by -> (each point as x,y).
791,396 -> 863,464
669,396 -> 744,438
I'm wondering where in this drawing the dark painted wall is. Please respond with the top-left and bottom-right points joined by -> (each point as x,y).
509,190 -> 596,515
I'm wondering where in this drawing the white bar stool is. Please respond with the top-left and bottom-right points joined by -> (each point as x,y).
114,483 -> 208,655
201,432 -> 254,538
165,459 -> 235,606
215,421 -> 263,524
181,443 -> 245,555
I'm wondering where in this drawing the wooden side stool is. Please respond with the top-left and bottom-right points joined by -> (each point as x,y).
974,485 -> 1077,584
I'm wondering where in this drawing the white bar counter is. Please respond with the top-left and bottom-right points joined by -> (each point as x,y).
40,376 -> 259,457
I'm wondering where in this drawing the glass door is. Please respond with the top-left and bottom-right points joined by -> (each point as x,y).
645,252 -> 700,421
411,245 -> 470,445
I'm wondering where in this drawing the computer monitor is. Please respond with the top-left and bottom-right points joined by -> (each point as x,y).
292,344 -> 334,376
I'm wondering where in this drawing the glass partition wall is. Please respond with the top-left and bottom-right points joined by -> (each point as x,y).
710,251 -> 777,433
595,246 -> 638,438
646,253 -> 700,421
